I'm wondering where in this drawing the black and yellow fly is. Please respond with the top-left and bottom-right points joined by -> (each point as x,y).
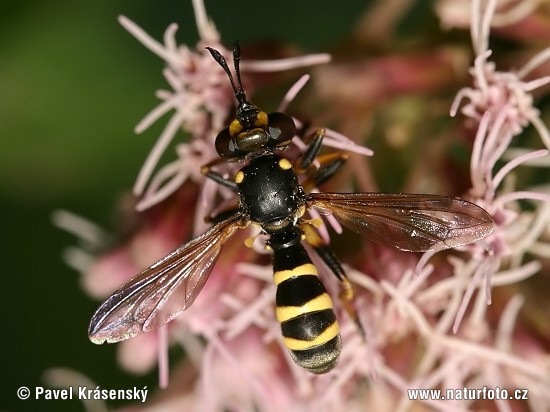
89,43 -> 494,374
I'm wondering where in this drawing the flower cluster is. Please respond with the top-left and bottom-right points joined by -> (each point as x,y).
52,0 -> 550,411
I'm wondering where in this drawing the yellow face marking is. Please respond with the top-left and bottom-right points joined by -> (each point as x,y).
229,119 -> 243,137
276,293 -> 334,323
254,111 -> 268,128
278,158 -> 292,170
283,321 -> 340,351
297,205 -> 306,217
273,263 -> 318,286
234,171 -> 244,184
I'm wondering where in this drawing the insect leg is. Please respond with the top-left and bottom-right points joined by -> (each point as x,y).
296,127 -> 350,188
309,151 -> 349,187
301,221 -> 365,338
299,150 -> 350,193
201,159 -> 238,191
298,128 -> 325,170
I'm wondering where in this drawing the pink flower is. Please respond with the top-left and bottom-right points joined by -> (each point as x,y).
448,0 -> 550,334
53,0 -> 550,411
437,0 -> 543,31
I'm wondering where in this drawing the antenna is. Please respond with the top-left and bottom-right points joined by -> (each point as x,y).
232,41 -> 245,101
206,41 -> 246,105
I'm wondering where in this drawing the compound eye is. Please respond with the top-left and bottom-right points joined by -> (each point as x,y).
268,112 -> 296,145
215,127 -> 241,158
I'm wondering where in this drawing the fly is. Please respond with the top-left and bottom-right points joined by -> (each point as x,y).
88,42 -> 494,373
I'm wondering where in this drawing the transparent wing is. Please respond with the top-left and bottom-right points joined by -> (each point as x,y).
89,213 -> 246,344
307,193 -> 494,252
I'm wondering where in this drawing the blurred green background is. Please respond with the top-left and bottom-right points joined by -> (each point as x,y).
0,1 -> 375,411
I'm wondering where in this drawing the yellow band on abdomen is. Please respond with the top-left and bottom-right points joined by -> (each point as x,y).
283,321 -> 339,351
276,293 -> 334,323
273,263 -> 318,286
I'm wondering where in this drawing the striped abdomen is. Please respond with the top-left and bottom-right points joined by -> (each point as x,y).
272,239 -> 341,374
